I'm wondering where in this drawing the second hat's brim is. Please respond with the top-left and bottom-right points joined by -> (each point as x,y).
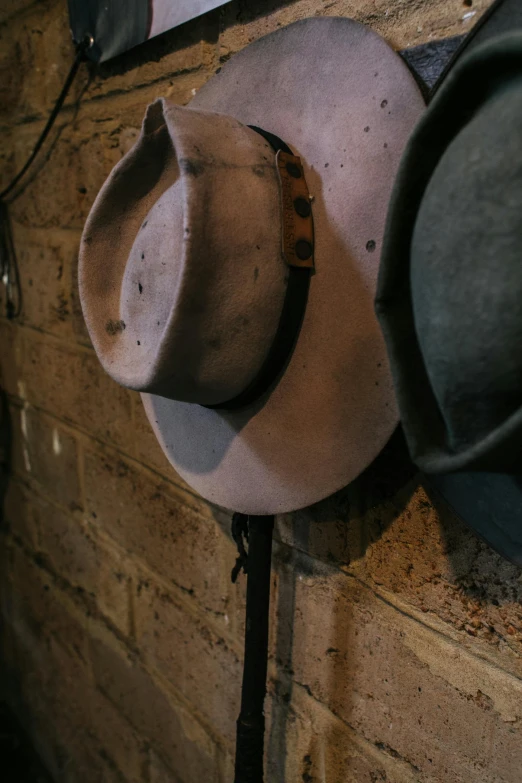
433,0 -> 522,94
426,472 -> 522,567
142,17 -> 425,514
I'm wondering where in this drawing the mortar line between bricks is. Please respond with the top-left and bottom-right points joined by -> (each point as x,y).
11,462 -> 521,690
126,550 -> 242,652
139,659 -> 237,757
6,404 -> 522,687
273,540 -> 522,685
5,469 -> 241,654
287,678 -> 426,781
3,529 -> 235,759
74,580 -> 239,756
6,388 -> 521,679
5,391 -> 227,514
81,65 -> 210,105
0,64 -> 213,134
7,409 -> 522,686
0,318 -> 97,353
7,220 -> 83,238
0,0 -> 44,29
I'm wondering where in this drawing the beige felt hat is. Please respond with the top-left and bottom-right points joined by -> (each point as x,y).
79,17 -> 424,514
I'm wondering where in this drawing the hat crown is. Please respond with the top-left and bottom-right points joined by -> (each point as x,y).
411,74 -> 522,456
80,100 -> 287,405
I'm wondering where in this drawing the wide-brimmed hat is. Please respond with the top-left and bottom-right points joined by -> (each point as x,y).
80,17 -> 424,514
375,0 -> 522,564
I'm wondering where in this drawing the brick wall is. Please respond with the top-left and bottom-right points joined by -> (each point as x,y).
1,1 -> 521,782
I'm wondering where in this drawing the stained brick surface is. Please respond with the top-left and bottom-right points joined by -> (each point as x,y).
2,1 -> 520,783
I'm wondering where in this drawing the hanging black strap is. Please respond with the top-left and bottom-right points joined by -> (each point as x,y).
204,126 -> 312,411
231,514 -> 274,783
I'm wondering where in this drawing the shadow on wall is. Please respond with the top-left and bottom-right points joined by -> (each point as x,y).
94,0 -> 298,79
425,485 -> 522,633
265,423 -> 522,780
267,425 -> 417,781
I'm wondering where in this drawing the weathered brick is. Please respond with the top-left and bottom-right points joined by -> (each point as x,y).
3,542 -> 88,661
0,1 -> 73,125
274,551 -> 522,783
149,751 -> 183,783
266,684 -> 424,783
355,481 -> 522,674
90,627 -> 219,782
0,0 -> 40,26
1,223 -> 83,340
3,549 -> 143,781
1,545 -> 108,780
89,688 -> 148,783
279,432 -> 522,678
10,403 -> 81,508
85,447 -> 231,617
14,634 -> 96,780
2,327 -> 134,451
13,633 -> 131,783
31,493 -> 131,635
2,477 -> 38,547
216,747 -> 234,783
134,572 -> 242,745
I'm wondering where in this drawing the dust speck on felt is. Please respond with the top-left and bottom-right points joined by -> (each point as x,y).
324,162 -> 329,168
384,143 -> 388,148
138,283 -> 143,294
106,319 -> 126,336
141,253 -> 145,260
381,99 -> 388,108
137,340 -> 141,345
366,240 -> 376,253
364,126 -> 370,133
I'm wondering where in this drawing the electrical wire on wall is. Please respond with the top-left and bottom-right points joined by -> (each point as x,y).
0,34 -> 92,319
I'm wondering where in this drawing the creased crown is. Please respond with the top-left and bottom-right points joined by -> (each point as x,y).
79,99 -> 287,405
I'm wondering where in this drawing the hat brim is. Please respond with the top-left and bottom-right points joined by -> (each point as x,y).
142,17 -> 425,514
376,34 -> 522,476
426,472 -> 522,567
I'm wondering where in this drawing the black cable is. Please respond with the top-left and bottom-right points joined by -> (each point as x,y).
0,34 -> 92,202
0,33 -> 92,319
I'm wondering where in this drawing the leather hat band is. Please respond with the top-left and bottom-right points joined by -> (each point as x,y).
204,126 -> 313,411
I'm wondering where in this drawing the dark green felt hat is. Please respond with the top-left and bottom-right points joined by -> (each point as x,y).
376,0 -> 522,565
